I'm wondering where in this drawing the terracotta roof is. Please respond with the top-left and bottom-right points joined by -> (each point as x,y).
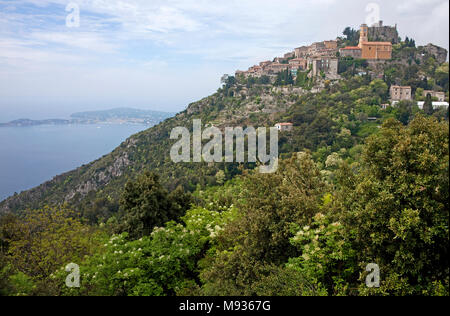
341,46 -> 361,50
277,123 -> 293,126
391,85 -> 411,89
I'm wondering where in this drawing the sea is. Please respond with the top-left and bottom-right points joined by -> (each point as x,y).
0,123 -> 148,201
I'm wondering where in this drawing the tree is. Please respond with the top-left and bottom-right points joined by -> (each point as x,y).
336,116 -> 449,295
343,27 -> 359,46
119,171 -> 191,239
275,69 -> 294,86
1,207 -> 102,295
201,152 -> 328,295
423,93 -> 434,115
395,100 -> 414,125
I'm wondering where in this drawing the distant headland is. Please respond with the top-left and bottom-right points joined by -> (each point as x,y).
0,108 -> 176,127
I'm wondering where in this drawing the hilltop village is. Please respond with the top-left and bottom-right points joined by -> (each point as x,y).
233,21 -> 449,111
236,22 -> 398,80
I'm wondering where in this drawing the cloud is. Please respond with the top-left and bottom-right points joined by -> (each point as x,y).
29,31 -> 119,53
0,0 -> 448,117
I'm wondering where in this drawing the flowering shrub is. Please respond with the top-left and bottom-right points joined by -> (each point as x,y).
288,212 -> 357,295
57,205 -> 237,296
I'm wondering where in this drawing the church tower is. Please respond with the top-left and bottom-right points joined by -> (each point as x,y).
359,24 -> 369,48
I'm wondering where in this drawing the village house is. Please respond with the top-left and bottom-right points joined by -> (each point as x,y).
308,56 -> 338,78
289,58 -> 308,70
248,65 -> 263,76
275,123 -> 294,132
289,65 -> 299,77
423,90 -> 446,102
295,46 -> 309,58
339,46 -> 362,59
235,37 -> 339,79
309,42 -> 326,55
284,52 -> 295,59
265,63 -> 289,74
274,57 -> 288,64
323,40 -> 338,50
390,85 -> 412,101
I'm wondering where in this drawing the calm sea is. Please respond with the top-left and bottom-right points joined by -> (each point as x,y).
0,124 -> 148,201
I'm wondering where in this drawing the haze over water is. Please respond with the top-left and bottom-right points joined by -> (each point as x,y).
0,123 -> 148,201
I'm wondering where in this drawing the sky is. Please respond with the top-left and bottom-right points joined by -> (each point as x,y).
0,0 -> 449,121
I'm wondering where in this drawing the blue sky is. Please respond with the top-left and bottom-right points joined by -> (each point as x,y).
0,0 -> 449,121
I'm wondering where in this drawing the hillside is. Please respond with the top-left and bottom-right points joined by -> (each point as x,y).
1,38 -> 448,220
70,108 -> 175,124
0,23 -> 449,297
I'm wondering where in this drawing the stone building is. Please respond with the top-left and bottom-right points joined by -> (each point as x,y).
274,57 -> 288,64
289,58 -> 308,70
265,63 -> 289,74
295,46 -> 309,58
309,57 -> 338,78
284,52 -> 295,59
310,42 -> 326,55
339,46 -> 362,58
423,90 -> 446,102
323,40 -> 338,50
390,85 -> 412,101
294,40 -> 338,59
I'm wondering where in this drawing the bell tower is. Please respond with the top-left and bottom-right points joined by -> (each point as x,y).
359,24 -> 369,48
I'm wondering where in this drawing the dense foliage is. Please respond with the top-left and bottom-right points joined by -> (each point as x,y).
0,38 -> 448,296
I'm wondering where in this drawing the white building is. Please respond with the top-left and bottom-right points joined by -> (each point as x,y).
275,123 -> 294,132
417,101 -> 449,110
